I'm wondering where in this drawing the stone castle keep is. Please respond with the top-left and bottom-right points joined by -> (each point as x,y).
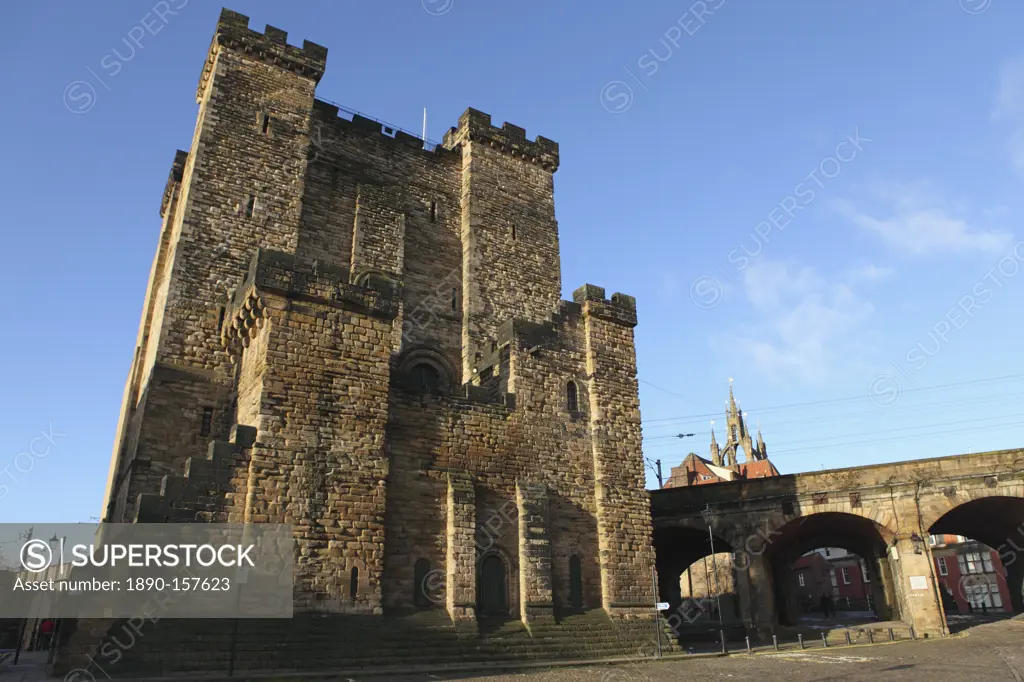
98,6 -> 657,642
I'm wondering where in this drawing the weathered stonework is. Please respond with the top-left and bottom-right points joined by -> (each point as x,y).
77,9 -> 670,676
652,448 -> 1024,639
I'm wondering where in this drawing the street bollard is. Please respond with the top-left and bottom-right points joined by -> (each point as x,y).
888,628 -> 894,642
868,630 -> 874,644
720,629 -> 728,654
910,626 -> 916,640
745,636 -> 751,654
798,633 -> 804,650
772,634 -> 779,651
822,632 -> 828,648
845,631 -> 852,646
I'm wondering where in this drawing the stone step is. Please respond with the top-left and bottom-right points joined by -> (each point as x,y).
84,610 -> 688,677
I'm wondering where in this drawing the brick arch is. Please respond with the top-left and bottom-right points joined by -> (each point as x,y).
785,498 -> 902,541
652,520 -> 737,609
762,511 -> 896,565
396,347 -> 455,393
759,510 -> 899,626
921,480 -> 1024,536
925,492 -> 1024,613
477,545 -> 519,617
352,267 -> 399,296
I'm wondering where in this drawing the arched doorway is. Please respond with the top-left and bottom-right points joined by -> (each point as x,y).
928,496 -> 1024,628
478,554 -> 508,616
763,512 -> 897,627
568,555 -> 583,609
653,524 -> 739,642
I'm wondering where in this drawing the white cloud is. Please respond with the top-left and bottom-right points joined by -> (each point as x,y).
993,56 -> 1024,122
725,260 -> 875,384
993,56 -> 1024,172
845,264 -> 892,285
832,193 -> 1012,257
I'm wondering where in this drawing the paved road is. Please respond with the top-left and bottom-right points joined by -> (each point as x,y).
373,618 -> 1024,682
1,620 -> 1019,681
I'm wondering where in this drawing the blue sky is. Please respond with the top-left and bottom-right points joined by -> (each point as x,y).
3,1 -> 1024,523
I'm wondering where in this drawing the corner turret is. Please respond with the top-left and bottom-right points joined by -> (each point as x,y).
197,9 -> 328,102
443,108 -> 559,171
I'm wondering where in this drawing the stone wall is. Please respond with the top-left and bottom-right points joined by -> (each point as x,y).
85,7 -> 663,675
652,448 -> 1024,637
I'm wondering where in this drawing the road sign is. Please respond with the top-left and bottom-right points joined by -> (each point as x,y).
656,602 -> 670,611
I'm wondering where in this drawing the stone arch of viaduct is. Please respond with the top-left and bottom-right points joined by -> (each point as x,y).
650,448 -> 1024,638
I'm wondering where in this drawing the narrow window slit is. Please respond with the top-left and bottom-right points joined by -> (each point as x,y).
200,407 -> 213,437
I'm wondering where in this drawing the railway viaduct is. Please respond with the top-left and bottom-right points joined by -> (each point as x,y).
650,448 -> 1024,637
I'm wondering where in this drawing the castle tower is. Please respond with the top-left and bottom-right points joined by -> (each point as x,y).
90,12 -> 662,669
441,111 -> 561,379
101,10 -> 329,524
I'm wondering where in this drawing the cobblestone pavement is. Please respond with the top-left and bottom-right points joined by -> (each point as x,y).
371,618 -> 1024,682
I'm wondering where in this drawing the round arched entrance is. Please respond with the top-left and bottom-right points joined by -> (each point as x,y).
763,512 -> 897,627
928,496 -> 1024,621
478,553 -> 509,617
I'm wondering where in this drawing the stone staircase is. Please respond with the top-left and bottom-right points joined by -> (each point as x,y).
80,609 -> 685,678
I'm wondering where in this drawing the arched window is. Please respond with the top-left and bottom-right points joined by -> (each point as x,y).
410,363 -> 442,393
567,381 -> 579,412
349,567 -> 359,600
414,559 -> 431,608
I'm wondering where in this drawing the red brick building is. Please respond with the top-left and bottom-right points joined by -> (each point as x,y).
791,548 -> 874,613
930,534 -> 1013,614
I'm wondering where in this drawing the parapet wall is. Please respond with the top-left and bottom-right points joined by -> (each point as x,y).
312,100 -> 453,157
573,284 -> 638,327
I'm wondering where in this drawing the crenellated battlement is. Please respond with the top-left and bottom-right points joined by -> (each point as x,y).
573,284 -> 638,327
221,249 -> 400,355
197,9 -> 327,102
443,108 -> 559,171
159,150 -> 189,218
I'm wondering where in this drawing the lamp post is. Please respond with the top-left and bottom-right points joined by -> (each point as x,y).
700,504 -> 725,633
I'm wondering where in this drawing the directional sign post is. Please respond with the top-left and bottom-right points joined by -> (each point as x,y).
656,602 -> 670,611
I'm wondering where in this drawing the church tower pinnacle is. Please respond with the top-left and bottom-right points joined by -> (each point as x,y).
709,420 -> 722,466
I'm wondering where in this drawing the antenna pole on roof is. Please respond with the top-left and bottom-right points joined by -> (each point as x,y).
422,107 -> 427,142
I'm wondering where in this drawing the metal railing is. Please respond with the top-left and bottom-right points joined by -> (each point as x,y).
316,97 -> 444,151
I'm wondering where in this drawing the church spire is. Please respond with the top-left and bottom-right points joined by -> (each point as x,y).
709,420 -> 722,466
728,377 -> 738,416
